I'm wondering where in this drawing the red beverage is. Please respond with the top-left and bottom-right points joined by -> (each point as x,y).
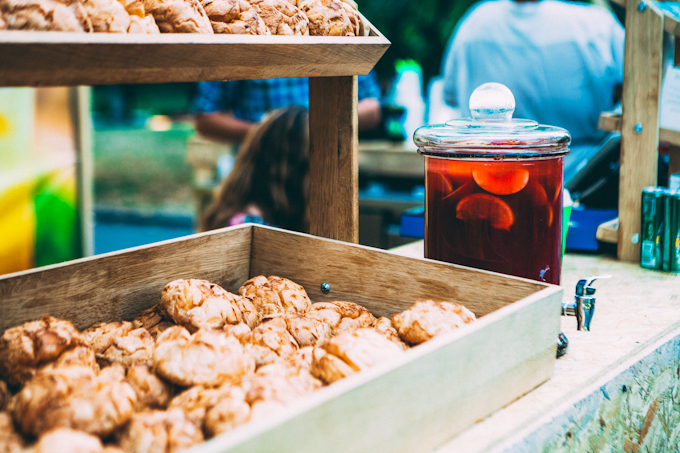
425,154 -> 564,284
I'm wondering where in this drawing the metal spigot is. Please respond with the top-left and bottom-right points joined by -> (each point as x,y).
575,275 -> 610,331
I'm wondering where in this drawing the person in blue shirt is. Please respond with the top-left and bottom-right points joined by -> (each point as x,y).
193,73 -> 382,142
442,0 -> 624,146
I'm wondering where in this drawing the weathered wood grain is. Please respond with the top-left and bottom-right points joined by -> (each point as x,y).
0,225 -> 252,331
308,76 -> 359,243
251,226 -> 547,318
0,32 -> 390,86
618,0 -> 664,261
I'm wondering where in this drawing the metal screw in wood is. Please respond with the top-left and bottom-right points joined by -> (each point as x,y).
634,122 -> 643,134
637,1 -> 647,12
321,282 -> 331,294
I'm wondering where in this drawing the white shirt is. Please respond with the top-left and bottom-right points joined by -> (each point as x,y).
442,0 -> 624,144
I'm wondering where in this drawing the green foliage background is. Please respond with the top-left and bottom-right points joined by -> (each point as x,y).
358,0 -> 611,95
360,0 -> 479,93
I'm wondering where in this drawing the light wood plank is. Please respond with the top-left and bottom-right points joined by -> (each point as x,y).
658,1 -> 680,37
251,226 -> 547,318
0,225 -> 252,331
599,112 -> 680,146
618,0 -> 665,261
596,217 -> 620,244
199,280 -> 561,453
0,32 -> 389,86
308,76 -> 359,243
358,145 -> 423,178
598,111 -> 622,133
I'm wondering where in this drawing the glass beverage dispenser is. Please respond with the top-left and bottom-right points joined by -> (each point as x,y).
414,83 -> 570,284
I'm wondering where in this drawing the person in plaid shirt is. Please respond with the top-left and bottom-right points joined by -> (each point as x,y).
193,72 -> 382,142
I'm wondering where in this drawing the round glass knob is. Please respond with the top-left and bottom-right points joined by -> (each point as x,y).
469,83 -> 515,120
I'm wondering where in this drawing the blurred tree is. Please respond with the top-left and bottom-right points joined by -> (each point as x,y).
361,0 -> 608,97
360,0 -> 478,94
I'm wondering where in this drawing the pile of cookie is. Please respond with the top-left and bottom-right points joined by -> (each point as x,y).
0,276 -> 475,452
0,0 -> 367,35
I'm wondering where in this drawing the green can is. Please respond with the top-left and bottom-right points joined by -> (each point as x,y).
641,187 -> 665,270
665,190 -> 680,273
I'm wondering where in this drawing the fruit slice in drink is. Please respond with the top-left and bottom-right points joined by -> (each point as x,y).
456,193 -> 514,230
523,180 -> 553,227
472,163 -> 529,195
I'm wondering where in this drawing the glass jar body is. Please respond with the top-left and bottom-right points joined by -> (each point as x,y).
424,152 -> 565,285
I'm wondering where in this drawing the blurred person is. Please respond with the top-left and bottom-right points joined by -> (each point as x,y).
200,106 -> 310,233
442,0 -> 624,145
193,73 -> 382,142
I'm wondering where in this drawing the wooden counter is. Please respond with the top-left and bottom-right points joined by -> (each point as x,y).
391,241 -> 680,452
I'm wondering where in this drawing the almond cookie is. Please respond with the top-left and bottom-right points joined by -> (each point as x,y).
0,0 -> 85,31
201,0 -> 268,34
153,327 -> 255,387
132,305 -> 174,339
300,0 -> 354,36
372,317 -> 408,350
310,328 -> 403,384
126,365 -> 174,411
12,365 -> 136,437
161,279 -> 260,332
99,328 -> 155,367
0,316 -> 83,387
239,275 -> 311,316
238,316 -> 298,360
117,409 -> 203,453
82,321 -> 133,354
143,0 -> 213,33
391,300 -> 475,345
306,301 -> 376,336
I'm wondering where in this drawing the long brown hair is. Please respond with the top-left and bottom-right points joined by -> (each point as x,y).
200,106 -> 310,233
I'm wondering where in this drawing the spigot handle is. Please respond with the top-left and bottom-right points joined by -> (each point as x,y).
575,275 -> 611,296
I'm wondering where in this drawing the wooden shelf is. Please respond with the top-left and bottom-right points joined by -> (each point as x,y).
599,111 -> 680,146
0,31 -> 389,86
0,20 -> 391,244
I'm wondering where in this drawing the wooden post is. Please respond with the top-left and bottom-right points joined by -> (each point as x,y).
308,76 -> 359,243
69,86 -> 94,257
618,0 -> 664,262
669,145 -> 680,178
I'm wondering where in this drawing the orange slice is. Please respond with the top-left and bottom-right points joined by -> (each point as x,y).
472,163 -> 529,195
525,180 -> 554,227
427,171 -> 453,196
456,193 -> 514,230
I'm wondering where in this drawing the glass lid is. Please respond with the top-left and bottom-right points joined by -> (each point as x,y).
414,83 -> 571,157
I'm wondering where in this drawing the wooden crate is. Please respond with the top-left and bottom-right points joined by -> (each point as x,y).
0,224 -> 563,452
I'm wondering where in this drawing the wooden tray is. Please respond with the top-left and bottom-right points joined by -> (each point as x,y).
0,27 -> 389,86
0,224 -> 562,452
